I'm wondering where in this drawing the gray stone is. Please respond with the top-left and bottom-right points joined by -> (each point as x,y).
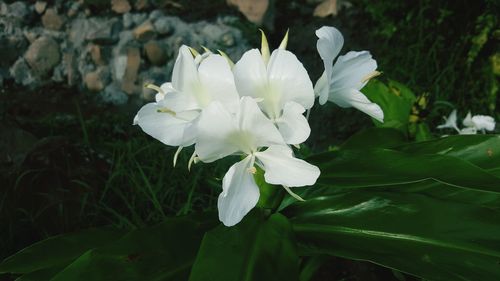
8,1 -> 30,21
86,18 -> 122,44
69,18 -> 122,47
0,2 -> 8,16
153,17 -> 174,35
101,83 -> 128,105
24,36 -> 60,76
112,54 -> 128,82
148,10 -> 163,21
0,34 -> 27,67
10,57 -> 37,86
132,13 -> 147,26
122,12 -> 134,29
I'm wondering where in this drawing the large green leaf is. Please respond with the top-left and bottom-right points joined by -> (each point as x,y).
189,211 -> 299,281
0,227 -> 126,274
309,148 -> 500,193
393,135 -> 500,170
49,213 -> 217,281
340,127 -> 408,150
284,189 -> 500,281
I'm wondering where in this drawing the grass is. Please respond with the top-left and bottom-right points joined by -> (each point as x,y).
0,85 -> 228,259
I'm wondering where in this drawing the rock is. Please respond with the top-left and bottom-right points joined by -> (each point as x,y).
63,51 -> 78,85
148,9 -> 162,21
24,36 -> 60,76
23,29 -> 39,43
134,0 -> 149,11
153,17 -> 173,35
86,18 -> 122,44
89,44 -> 105,65
226,0 -> 269,24
35,1 -> 47,14
133,21 -> 155,42
70,18 -> 121,46
132,13 -> 147,26
84,72 -> 104,92
121,47 -> 140,94
122,12 -> 133,28
101,83 -> 128,105
0,34 -> 27,66
111,0 -> 131,14
0,2 -> 7,16
112,53 -> 127,81
84,67 -> 109,92
67,2 -> 81,18
42,8 -> 65,31
144,40 -> 166,66
8,1 -> 30,21
10,58 -> 37,86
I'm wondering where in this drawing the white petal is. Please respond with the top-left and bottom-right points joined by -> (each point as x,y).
195,101 -> 240,163
255,145 -> 320,187
314,71 -> 329,105
316,26 -> 344,88
218,156 -> 260,227
463,111 -> 473,127
331,89 -> 384,122
330,51 -> 377,93
237,97 -> 285,149
267,49 -> 315,111
160,82 -> 175,95
171,45 -> 200,94
437,110 -> 458,130
472,115 -> 496,131
275,102 -> 311,145
161,90 -> 198,112
233,48 -> 267,99
460,127 -> 477,135
198,54 -> 239,111
135,102 -> 198,147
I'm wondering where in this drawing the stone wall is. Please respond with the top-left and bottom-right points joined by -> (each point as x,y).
0,0 -> 249,105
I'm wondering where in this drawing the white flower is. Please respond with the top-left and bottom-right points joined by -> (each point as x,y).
232,33 -> 315,145
459,127 -> 477,135
438,110 -> 495,135
463,111 -> 495,132
314,26 -> 384,122
195,97 -> 320,226
437,109 -> 460,132
134,45 -> 239,148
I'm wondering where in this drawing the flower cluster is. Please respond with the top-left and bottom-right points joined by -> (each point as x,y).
437,110 -> 496,135
134,26 -> 382,226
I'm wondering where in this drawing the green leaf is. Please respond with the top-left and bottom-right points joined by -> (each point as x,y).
393,135 -> 500,170
284,189 -> 500,281
15,267 -> 65,281
0,228 -> 125,274
309,148 -> 500,193
412,122 -> 433,141
362,79 -> 415,131
298,255 -> 329,281
49,213 -> 217,281
189,211 -> 299,281
341,127 -> 408,150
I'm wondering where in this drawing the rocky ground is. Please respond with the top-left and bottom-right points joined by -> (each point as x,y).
0,0 -> 249,105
